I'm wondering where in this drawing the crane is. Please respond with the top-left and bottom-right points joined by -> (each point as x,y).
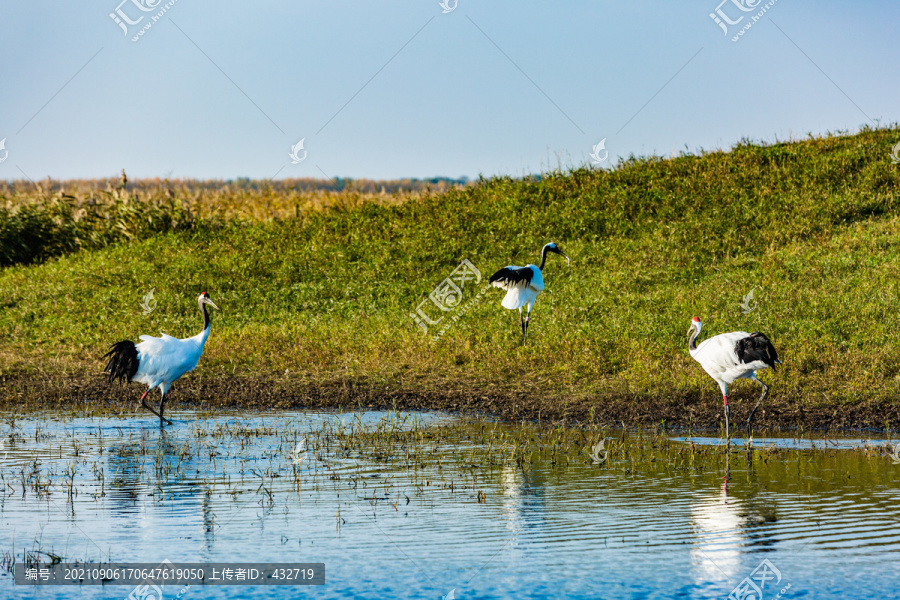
687,317 -> 780,441
103,292 -> 219,426
489,242 -> 569,345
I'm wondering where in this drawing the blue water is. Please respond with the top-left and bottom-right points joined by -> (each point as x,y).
1,411 -> 898,599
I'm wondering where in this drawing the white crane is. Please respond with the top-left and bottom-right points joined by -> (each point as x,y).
103,292 -> 219,426
489,242 -> 570,344
687,317 -> 780,440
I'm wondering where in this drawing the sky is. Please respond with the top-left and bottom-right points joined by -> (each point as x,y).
0,1 -> 897,181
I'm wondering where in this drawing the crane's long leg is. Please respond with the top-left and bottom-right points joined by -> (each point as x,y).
747,375 -> 768,443
519,307 -> 525,343
158,393 -> 171,427
139,389 -> 172,425
139,389 -> 165,420
523,304 -> 534,346
719,382 -> 730,444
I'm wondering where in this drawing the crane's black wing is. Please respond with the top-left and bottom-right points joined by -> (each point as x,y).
103,340 -> 139,383
489,266 -> 533,290
735,332 -> 780,370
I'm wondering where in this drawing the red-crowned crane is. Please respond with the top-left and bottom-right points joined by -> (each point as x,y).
103,292 -> 219,426
687,317 -> 780,441
489,242 -> 570,345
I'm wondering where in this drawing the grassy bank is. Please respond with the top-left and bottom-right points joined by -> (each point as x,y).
2,127 -> 900,429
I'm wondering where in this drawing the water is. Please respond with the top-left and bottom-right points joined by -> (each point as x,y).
0,410 -> 898,599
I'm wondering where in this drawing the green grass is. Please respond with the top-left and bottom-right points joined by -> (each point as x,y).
2,126 -> 900,427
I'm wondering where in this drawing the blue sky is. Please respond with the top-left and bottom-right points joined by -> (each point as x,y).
0,1 -> 896,181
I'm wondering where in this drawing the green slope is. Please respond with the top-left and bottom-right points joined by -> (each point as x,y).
2,127 -> 899,427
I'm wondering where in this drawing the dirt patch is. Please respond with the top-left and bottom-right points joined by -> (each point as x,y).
1,372 -> 897,432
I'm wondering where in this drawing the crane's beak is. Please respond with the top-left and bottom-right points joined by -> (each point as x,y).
206,300 -> 220,311
551,246 -> 571,265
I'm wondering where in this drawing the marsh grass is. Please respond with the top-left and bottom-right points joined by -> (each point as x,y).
1,127 -> 900,427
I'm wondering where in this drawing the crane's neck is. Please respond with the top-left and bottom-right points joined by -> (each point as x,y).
539,245 -> 549,271
198,302 -> 211,342
688,326 -> 700,352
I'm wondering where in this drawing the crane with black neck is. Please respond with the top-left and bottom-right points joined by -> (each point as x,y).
103,292 -> 219,426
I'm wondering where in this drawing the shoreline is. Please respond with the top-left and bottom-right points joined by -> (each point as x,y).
2,372 -> 897,433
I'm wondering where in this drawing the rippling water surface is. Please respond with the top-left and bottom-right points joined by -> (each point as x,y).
1,410 -> 898,599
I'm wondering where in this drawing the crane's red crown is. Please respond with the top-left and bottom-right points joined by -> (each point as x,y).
692,316 -> 701,322
201,292 -> 209,297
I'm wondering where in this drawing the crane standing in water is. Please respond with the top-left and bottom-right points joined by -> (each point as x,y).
103,292 -> 219,426
687,317 -> 780,441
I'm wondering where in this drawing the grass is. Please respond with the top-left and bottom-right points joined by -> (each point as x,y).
2,126 -> 900,429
